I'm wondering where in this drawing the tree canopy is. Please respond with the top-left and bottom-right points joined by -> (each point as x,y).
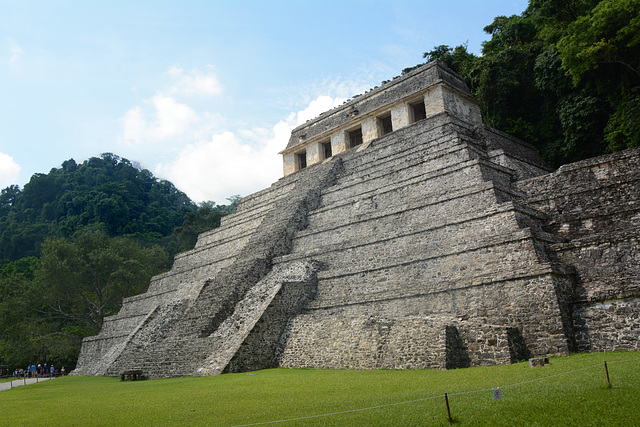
407,0 -> 640,167
0,154 -> 239,369
0,153 -> 196,262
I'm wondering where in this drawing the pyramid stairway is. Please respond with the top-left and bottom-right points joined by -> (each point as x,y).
73,60 -> 633,378
274,112 -> 576,369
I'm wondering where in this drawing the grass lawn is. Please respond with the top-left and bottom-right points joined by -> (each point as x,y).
0,351 -> 638,426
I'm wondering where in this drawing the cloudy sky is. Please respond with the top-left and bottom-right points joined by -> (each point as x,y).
1,0 -> 528,204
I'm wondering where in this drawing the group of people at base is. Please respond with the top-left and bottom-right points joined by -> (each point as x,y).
13,363 -> 65,378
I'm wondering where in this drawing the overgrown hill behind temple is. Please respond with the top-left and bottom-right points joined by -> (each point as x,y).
1,153 -> 199,262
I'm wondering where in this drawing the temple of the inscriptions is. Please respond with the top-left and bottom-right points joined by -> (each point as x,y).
73,60 -> 640,378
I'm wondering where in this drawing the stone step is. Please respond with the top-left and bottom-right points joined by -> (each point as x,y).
293,198 -> 553,260
217,190 -> 290,229
282,209 -> 542,272
235,172 -> 301,213
194,216 -> 265,250
117,287 -> 179,318
325,134 -> 481,203
317,158 -> 513,221
296,182 -> 521,246
304,261 -> 572,311
308,240 -> 564,310
336,137 -> 479,194
176,234 -> 252,269
147,256 -> 237,294
339,121 -> 472,179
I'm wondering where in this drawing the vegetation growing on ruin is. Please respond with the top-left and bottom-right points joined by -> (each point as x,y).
407,0 -> 640,168
1,351 -> 638,426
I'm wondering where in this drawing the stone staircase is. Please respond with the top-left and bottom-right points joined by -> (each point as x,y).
73,159 -> 343,377
274,111 -> 575,370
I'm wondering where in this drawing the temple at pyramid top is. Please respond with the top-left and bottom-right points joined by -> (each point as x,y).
281,61 -> 482,176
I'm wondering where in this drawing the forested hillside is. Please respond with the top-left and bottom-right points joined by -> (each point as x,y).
1,0 -> 638,372
0,153 -> 237,370
0,153 -> 197,262
406,0 -> 639,168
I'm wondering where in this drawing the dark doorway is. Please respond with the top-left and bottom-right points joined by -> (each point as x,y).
321,141 -> 332,159
349,128 -> 363,148
410,101 -> 427,122
295,151 -> 307,170
378,114 -> 393,135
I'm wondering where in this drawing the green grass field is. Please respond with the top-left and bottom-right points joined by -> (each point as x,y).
1,351 -> 638,426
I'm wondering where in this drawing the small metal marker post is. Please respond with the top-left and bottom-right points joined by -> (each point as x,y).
444,393 -> 452,423
604,361 -> 611,386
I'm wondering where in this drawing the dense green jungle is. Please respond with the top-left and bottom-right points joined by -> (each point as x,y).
1,0 -> 638,372
0,153 -> 238,370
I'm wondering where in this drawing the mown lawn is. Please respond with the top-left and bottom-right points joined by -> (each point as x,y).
0,351 -> 638,426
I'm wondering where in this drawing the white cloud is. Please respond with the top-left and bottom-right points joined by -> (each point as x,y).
166,66 -> 222,95
0,153 -> 21,188
123,65 -> 353,203
122,94 -> 200,145
294,95 -> 345,124
121,66 -> 223,146
156,131 -> 279,204
8,40 -> 22,68
156,95 -> 346,204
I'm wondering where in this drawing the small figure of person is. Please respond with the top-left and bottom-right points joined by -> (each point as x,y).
61,367 -> 66,376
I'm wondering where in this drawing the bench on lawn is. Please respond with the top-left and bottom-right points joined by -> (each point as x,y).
120,370 -> 144,381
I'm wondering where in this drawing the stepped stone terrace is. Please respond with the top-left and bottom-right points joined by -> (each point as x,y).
73,61 -> 640,378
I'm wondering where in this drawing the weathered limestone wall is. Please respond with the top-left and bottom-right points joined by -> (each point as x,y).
517,148 -> 640,353
275,111 -> 575,370
75,60 -> 638,378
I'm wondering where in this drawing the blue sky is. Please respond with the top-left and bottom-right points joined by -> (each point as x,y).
1,0 -> 529,203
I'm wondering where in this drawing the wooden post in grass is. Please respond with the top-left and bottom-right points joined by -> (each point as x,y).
445,393 -> 452,423
604,361 -> 611,387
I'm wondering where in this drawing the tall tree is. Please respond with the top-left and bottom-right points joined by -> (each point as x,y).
0,153 -> 198,262
409,0 -> 639,167
557,0 -> 640,151
37,231 -> 169,333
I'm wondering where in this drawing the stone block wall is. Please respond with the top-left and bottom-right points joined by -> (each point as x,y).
273,110 -> 576,370
74,60 -> 638,379
517,148 -> 640,353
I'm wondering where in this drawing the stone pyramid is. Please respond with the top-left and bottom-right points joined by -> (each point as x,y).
73,61 -> 640,378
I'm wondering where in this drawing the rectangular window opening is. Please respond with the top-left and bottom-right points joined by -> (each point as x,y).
321,141 -> 332,160
295,151 -> 307,171
348,128 -> 363,148
410,100 -> 427,123
378,114 -> 393,136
